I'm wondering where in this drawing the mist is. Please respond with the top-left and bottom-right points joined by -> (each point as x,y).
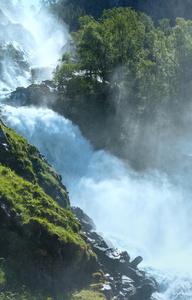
0,1 -> 70,88
3,105 -> 192,275
3,103 -> 192,298
22,9 -> 70,68
109,62 -> 192,187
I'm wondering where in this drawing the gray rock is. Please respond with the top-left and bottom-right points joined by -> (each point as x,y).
72,205 -> 157,299
130,256 -> 143,269
0,125 -> 8,144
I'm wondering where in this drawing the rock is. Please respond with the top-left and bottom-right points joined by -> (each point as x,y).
72,206 -> 157,299
121,275 -> 137,298
130,282 -> 154,300
130,256 -> 143,269
0,125 -> 8,144
0,199 -> 11,227
72,206 -> 97,231
101,283 -> 113,299
0,125 -> 9,155
5,82 -> 58,108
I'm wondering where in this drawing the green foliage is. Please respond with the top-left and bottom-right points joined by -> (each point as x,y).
46,0 -> 86,31
51,8 -> 192,169
0,164 -> 83,245
71,289 -> 106,300
1,124 -> 70,209
0,125 -> 101,297
53,58 -> 78,91
71,8 -> 147,82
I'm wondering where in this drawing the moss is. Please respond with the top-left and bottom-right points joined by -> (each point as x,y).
0,163 -> 98,293
0,124 -> 103,297
92,270 -> 106,283
0,263 -> 6,289
1,125 -> 70,209
0,164 -> 81,234
71,289 -> 106,299
90,283 -> 104,291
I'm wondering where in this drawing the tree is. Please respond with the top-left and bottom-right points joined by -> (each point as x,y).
29,68 -> 37,84
53,53 -> 78,90
168,18 -> 192,103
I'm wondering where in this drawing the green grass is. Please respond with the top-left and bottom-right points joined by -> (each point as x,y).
0,124 -> 102,297
0,163 -> 86,251
0,162 -> 98,295
71,289 -> 106,299
1,124 -> 70,209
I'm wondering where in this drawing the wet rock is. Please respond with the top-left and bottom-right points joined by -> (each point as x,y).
130,282 -> 154,300
72,206 -> 97,232
0,199 -> 11,227
130,256 -> 143,269
121,275 -> 137,298
0,125 -> 8,144
101,283 -> 113,299
0,125 -> 9,155
72,206 -> 157,299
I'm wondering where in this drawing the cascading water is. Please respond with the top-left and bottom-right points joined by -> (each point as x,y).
3,105 -> 192,299
1,3 -> 192,300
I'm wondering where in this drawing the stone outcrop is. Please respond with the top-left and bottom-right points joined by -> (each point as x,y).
0,122 -> 9,153
72,207 -> 158,299
5,82 -> 57,107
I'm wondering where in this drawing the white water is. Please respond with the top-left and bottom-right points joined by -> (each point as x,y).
1,4 -> 192,300
3,105 -> 192,299
0,3 -> 69,89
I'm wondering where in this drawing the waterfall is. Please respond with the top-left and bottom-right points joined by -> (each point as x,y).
1,3 -> 192,300
3,105 -> 192,299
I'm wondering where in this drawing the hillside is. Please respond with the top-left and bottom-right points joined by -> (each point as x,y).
0,114 -> 156,300
0,119 -> 103,299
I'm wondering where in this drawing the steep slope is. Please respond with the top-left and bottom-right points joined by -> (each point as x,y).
0,120 -> 99,298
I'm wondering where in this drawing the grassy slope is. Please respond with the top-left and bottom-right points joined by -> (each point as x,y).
0,124 -> 104,299
1,124 -> 70,209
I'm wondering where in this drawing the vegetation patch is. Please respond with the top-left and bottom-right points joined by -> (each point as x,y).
0,126 -> 100,297
1,124 -> 70,209
71,289 -> 106,300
